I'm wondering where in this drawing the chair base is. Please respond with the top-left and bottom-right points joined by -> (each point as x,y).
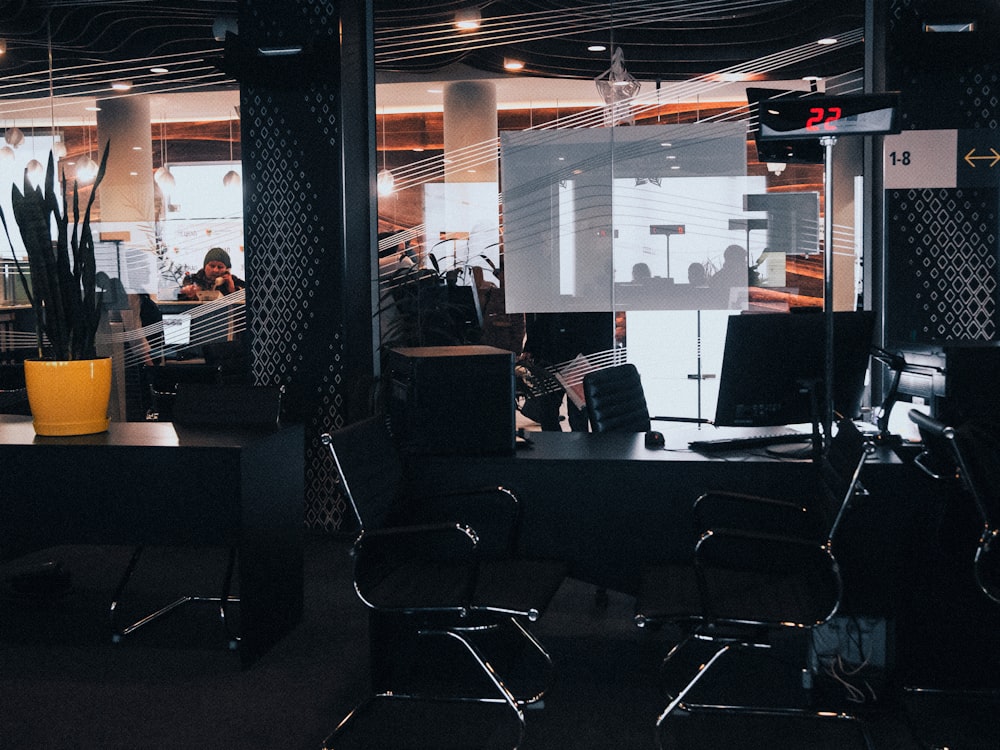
654,633 -> 874,750
109,545 -> 240,650
327,615 -> 554,750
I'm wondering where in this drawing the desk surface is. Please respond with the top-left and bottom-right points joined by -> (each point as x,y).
0,414 -> 273,447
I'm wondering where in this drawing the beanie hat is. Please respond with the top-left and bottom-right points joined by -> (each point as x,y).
203,247 -> 231,268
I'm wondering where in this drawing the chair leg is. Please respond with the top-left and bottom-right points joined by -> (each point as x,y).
109,544 -> 240,647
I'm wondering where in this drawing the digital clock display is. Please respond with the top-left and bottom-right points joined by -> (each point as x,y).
755,93 -> 901,141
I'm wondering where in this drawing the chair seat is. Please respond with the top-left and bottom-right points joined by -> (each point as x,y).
473,558 -> 568,617
638,563 -> 839,630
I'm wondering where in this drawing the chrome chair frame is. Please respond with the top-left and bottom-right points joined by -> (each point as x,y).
319,417 -> 565,750
634,418 -> 874,749
109,384 -> 284,650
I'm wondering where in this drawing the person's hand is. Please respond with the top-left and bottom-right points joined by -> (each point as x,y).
215,273 -> 234,293
179,284 -> 198,299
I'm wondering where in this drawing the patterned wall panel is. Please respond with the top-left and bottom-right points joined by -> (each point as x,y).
886,188 -> 999,342
236,0 -> 374,532
884,0 -> 1000,348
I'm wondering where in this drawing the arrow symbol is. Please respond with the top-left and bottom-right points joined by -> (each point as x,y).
964,147 -> 1000,168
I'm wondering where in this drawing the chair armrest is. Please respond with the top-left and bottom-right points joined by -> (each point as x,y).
693,528 -> 841,626
405,485 -> 520,557
694,491 -> 815,537
353,523 -> 479,612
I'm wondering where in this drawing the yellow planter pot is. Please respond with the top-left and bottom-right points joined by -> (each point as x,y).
24,358 -> 112,436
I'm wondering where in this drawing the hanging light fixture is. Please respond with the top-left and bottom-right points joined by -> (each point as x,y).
0,146 -> 14,162
75,117 -> 98,183
154,119 -> 175,193
376,109 -> 394,197
46,24 -> 65,160
25,159 -> 44,187
222,108 -> 241,189
5,125 -> 24,148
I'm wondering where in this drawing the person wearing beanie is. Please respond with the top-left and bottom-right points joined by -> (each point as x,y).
179,247 -> 245,300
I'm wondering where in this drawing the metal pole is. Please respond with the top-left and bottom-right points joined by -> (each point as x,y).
821,135 -> 837,451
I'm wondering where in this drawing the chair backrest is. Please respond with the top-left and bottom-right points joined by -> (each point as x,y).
817,418 -> 871,543
143,363 -> 223,421
172,383 -> 285,430
321,416 -> 404,533
583,363 -> 651,433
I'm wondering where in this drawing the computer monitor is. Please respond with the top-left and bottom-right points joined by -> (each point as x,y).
714,310 -> 875,427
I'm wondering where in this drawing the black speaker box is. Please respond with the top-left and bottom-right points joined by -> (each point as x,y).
388,345 -> 515,456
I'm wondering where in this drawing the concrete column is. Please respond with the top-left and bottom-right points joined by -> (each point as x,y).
443,81 -> 497,183
95,96 -> 155,223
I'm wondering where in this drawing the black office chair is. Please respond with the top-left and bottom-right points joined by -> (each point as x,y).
141,362 -> 223,421
109,383 -> 285,650
634,418 -> 873,749
903,410 -> 1000,748
320,416 -> 567,750
583,363 -> 651,433
0,361 -> 30,415
909,410 -> 1000,605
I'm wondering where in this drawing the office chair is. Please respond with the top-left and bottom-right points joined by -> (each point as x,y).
634,418 -> 873,749
909,410 -> 1000,604
902,410 -> 1000,748
0,362 -> 30,415
109,383 -> 285,650
141,362 -> 223,421
583,363 -> 651,433
320,416 -> 567,750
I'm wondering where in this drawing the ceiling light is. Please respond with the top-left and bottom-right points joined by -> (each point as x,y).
377,168 -> 395,197
454,8 -> 481,30
817,37 -> 837,45
0,40 -> 7,56
52,141 -> 66,159
223,170 -> 241,189
5,126 -> 24,148
111,80 -> 132,92
767,162 -> 786,175
154,165 -> 175,192
257,45 -> 303,57
503,58 -> 524,71
0,146 -> 14,162
76,155 -> 98,183
150,66 -> 169,74
25,159 -> 44,188
923,21 -> 976,32
588,44 -> 607,52
85,106 -> 101,112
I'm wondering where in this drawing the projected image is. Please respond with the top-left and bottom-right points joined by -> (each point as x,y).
500,123 -> 771,313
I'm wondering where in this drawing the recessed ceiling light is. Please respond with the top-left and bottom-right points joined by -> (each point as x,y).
132,145 -> 143,151
923,21 -> 976,32
85,106 -> 101,112
110,80 -> 132,91
454,8 -> 481,30
503,58 -> 524,71
588,44 -> 607,52
150,66 -> 169,74
817,37 -> 837,45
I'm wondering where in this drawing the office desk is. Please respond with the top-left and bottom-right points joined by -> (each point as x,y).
406,429 -> 920,608
0,415 -> 304,666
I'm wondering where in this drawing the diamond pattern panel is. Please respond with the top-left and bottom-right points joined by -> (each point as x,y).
886,188 -> 999,342
241,88 -> 349,531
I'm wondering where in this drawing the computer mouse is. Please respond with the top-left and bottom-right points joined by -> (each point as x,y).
644,430 -> 665,448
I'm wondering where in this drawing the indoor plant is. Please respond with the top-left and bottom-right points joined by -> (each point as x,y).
0,142 -> 112,435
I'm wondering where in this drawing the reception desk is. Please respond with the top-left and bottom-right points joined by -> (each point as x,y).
0,415 -> 304,666
405,428 -> 926,612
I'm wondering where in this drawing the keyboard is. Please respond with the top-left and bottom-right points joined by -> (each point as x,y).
688,431 -> 813,453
